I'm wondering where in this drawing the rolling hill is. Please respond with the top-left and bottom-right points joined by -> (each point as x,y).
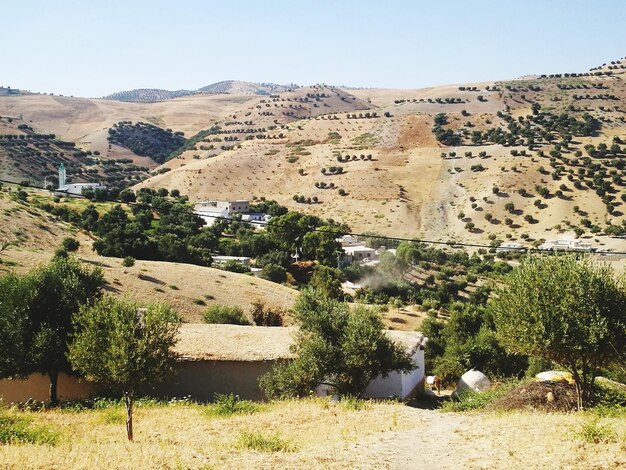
101,81 -> 298,102
2,57 -> 626,249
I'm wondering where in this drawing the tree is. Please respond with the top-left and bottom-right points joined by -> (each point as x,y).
0,257 -> 104,404
260,263 -> 287,283
260,290 -> 413,398
489,255 -> 626,410
69,297 -> 180,440
310,265 -> 344,299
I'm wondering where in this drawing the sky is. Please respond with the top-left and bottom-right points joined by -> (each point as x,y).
2,0 -> 625,97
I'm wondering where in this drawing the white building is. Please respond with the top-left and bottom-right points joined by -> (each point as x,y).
56,164 -> 105,196
211,256 -> 251,267
343,245 -> 378,264
194,200 -> 250,218
194,200 -> 262,227
496,242 -> 525,253
537,239 -> 596,252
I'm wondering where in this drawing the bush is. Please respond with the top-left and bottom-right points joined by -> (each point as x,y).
122,256 -> 135,267
260,263 -> 287,283
0,413 -> 59,445
203,305 -> 250,325
574,419 -> 617,444
205,393 -> 264,417
61,237 -> 80,252
238,430 -> 297,452
250,300 -> 284,327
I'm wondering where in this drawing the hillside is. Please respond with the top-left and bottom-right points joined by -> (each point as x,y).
0,187 -> 297,322
137,59 -> 626,249
101,88 -> 198,102
2,57 -> 626,248
102,81 -> 298,102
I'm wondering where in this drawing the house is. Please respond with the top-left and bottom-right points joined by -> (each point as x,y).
194,200 -> 250,218
0,325 -> 428,403
343,245 -> 378,264
58,182 -> 106,196
537,239 -> 596,252
194,200 -> 271,228
495,242 -> 525,253
152,324 -> 428,401
211,256 -> 251,268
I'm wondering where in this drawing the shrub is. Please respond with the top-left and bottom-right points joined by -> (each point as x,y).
238,430 -> 297,452
205,393 -> 264,417
260,263 -> 287,283
203,305 -> 250,325
61,237 -> 80,252
574,419 -> 617,444
250,300 -> 284,327
0,413 -> 60,445
122,256 -> 135,267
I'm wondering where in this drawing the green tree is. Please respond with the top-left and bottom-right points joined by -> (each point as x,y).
260,290 -> 413,398
309,265 -> 344,300
489,255 -> 626,409
0,257 -> 104,404
69,297 -> 180,440
260,263 -> 287,283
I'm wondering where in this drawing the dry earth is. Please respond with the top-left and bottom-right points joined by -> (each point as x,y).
0,401 -> 623,469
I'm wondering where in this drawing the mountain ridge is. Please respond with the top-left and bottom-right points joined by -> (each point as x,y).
102,81 -> 300,102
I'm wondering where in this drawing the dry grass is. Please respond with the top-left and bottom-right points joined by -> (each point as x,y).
0,399 -> 624,469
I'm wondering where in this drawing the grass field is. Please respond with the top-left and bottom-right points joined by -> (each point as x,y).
0,397 -> 624,469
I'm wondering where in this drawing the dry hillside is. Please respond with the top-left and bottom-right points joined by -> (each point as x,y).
2,58 -> 626,248
0,188 -> 297,322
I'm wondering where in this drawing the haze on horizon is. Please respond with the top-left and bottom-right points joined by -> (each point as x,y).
2,0 -> 625,98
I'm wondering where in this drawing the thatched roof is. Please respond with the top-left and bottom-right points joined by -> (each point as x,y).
175,324 -> 427,362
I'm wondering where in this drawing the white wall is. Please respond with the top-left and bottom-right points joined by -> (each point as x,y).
362,348 -> 425,399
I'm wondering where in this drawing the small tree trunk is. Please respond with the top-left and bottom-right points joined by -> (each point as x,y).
49,370 -> 59,406
124,393 -> 134,441
571,368 -> 583,411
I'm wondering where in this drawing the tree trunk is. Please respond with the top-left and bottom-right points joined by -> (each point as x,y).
49,370 -> 59,406
124,394 -> 133,441
571,368 -> 584,411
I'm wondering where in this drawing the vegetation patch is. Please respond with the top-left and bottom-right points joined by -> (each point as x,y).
203,304 -> 251,325
107,121 -> 186,163
0,413 -> 59,445
204,393 -> 265,417
237,430 -> 297,452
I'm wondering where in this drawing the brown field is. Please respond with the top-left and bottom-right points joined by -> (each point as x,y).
0,400 -> 623,469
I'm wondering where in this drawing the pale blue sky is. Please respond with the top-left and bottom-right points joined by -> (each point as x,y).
2,0 -> 625,97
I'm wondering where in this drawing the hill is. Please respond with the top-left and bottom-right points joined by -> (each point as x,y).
137,58 -> 626,248
197,80 -> 298,96
2,57 -> 626,248
101,88 -> 197,102
0,187 -> 297,322
102,81 -> 298,102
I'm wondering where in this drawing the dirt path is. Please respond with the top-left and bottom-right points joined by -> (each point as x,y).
328,407 -> 624,470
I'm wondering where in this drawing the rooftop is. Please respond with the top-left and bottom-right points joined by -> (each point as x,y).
174,324 -> 427,362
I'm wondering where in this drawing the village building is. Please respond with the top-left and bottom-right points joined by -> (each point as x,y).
495,242 -> 526,253
194,200 -> 270,228
211,255 -> 251,268
537,239 -> 596,252
56,163 -> 105,196
0,325 -> 428,403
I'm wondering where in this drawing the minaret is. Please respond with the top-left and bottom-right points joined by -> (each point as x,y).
58,163 -> 66,189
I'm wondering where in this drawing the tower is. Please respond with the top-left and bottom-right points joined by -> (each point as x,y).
58,163 -> 66,189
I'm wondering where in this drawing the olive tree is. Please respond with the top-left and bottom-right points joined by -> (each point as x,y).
69,297 -> 180,441
260,289 -> 413,398
489,255 -> 626,410
0,256 -> 104,404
